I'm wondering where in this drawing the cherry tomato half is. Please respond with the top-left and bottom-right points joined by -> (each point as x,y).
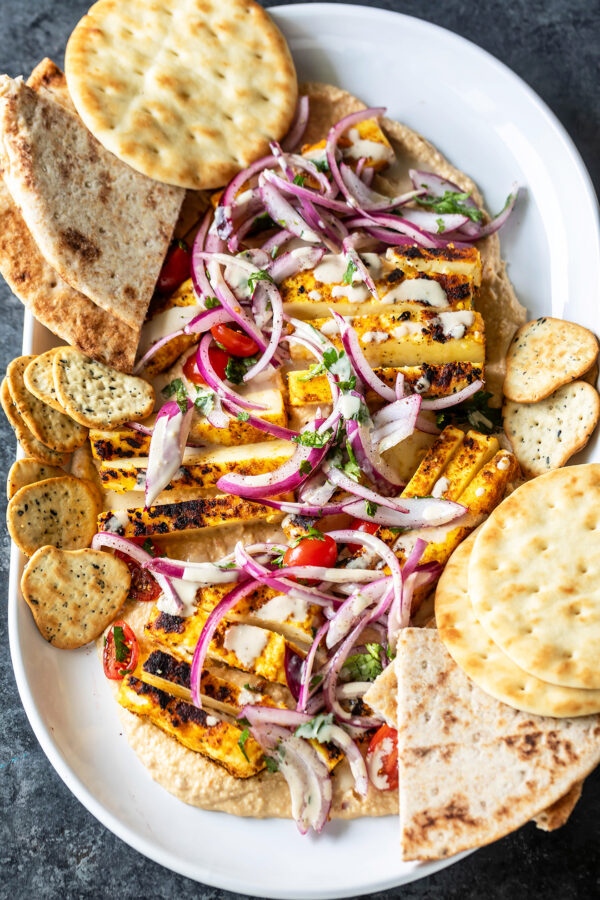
346,518 -> 379,552
157,241 -> 191,295
283,533 -> 338,583
210,323 -> 259,358
183,345 -> 229,383
366,724 -> 398,791
114,549 -> 161,604
103,620 -> 139,681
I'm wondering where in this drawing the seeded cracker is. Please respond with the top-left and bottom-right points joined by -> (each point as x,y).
7,458 -> 64,499
7,355 -> 88,452
503,381 -> 600,477
53,347 -> 155,429
21,546 -> 130,649
468,464 -> 600,690
503,317 -> 599,403
436,533 -> 600,716
64,0 -> 297,190
7,474 -> 98,557
0,377 -> 69,466
23,349 -> 65,413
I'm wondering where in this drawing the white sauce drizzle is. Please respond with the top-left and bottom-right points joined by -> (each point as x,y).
339,394 -> 362,420
223,624 -> 268,667
392,321 -> 423,340
331,283 -> 370,303
432,476 -> 450,499
313,253 -> 352,285
382,278 -> 448,308
436,310 -> 475,340
344,128 -> 392,164
105,509 -> 130,534
255,593 -> 309,624
362,330 -> 389,343
308,289 -> 322,301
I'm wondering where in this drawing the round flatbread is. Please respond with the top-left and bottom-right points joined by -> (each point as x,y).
436,532 -> 600,716
468,464 -> 600,689
65,0 -> 298,189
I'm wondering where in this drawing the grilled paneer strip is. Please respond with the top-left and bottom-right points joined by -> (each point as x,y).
145,605 -> 302,684
99,439 -> 295,493
302,117 -> 394,171
118,674 -> 265,778
97,494 -> 283,539
289,310 -> 485,368
196,582 -> 323,646
137,278 -> 199,378
287,363 -> 484,407
386,246 -> 482,286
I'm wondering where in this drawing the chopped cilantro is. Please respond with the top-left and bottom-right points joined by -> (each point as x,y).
299,459 -> 313,476
291,429 -> 332,448
264,756 -> 279,773
243,683 -> 262,693
218,560 -> 237,570
343,258 -> 358,285
194,385 -> 216,417
162,377 -> 189,414
344,438 -> 361,482
387,526 -> 409,535
204,296 -> 221,309
341,643 -> 384,682
310,674 -> 323,689
142,538 -> 156,556
436,217 -> 446,234
365,499 -> 378,517
415,190 -> 483,223
238,727 -> 250,762
298,361 -> 326,382
314,158 -> 330,173
237,410 -> 250,422
435,390 -> 501,435
247,269 -> 275,293
291,526 -> 325,548
293,174 -> 306,186
295,712 -> 334,740
112,626 -> 129,665
225,354 -> 258,384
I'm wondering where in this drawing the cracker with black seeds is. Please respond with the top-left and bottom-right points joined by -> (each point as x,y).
23,349 -> 65,413
7,355 -> 88,451
53,347 -> 155,429
7,457 -> 64,499
503,381 -> 600,477
0,377 -> 70,466
7,474 -> 98,557
21,546 -> 130,649
504,317 -> 599,403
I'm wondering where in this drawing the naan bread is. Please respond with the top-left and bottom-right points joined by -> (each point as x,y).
0,74 -> 183,331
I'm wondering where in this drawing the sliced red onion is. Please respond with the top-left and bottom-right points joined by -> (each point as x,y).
261,229 -> 294,256
340,161 -> 425,212
220,399 -> 300,442
242,279 -> 284,381
125,421 -> 154,436
363,212 -> 446,248
395,372 -> 405,400
190,207 -> 214,301
387,538 -> 427,641
326,107 -> 386,208
240,705 -> 312,728
341,496 -> 466,528
255,495 -> 353,519
401,208 -> 469,234
332,311 -> 395,403
297,468 -> 337,506
195,333 -> 267,411
207,261 -> 269,353
325,588 -> 374,649
184,306 -> 232,334
337,681 -> 371,699
281,95 -> 310,151
281,153 -> 333,194
345,419 -> 405,494
217,154 -> 279,233
145,399 -> 194,507
261,169 -> 350,214
419,378 -> 483,410
268,246 -> 325,283
371,394 -> 421,453
193,384 -> 230,429
277,566 -> 382,584
409,169 -> 480,205
258,178 -> 321,243
324,464 -> 408,513
216,420 -> 331,499
190,578 -> 261,707
91,532 -> 182,613
476,183 -> 519,237
415,413 -> 441,435
285,645 -> 305,701
343,218 -> 417,245
143,557 -> 240,584
298,623 -> 329,711
318,722 -> 368,796
133,328 -> 186,375
342,235 -> 378,297
234,543 -> 337,608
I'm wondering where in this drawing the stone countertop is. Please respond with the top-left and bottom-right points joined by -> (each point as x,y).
0,1 -> 598,897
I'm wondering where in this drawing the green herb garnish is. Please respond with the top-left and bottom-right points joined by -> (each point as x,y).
293,174 -> 306,187
295,713 -> 334,740
225,355 -> 259,385
415,190 -> 483,223
204,296 -> 221,309
292,429 -> 332,448
162,377 -> 189,414
112,625 -> 129,665
291,525 -> 325,548
341,643 -> 384,682
194,385 -> 216,417
238,727 -> 250,762
365,499 -> 378,517
343,258 -> 358,285
314,158 -> 330,173
299,459 -> 313,476
142,538 -> 156,556
344,438 -> 361,482
247,269 -> 275,293
237,410 -> 250,422
264,756 -> 279,773
435,389 -> 501,435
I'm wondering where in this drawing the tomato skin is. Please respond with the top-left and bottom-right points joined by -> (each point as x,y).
103,620 -> 139,681
114,549 -> 161,604
283,534 -> 338,582
183,345 -> 229,383
157,242 -> 191,294
366,724 -> 398,791
347,518 -> 379,552
210,324 -> 259,358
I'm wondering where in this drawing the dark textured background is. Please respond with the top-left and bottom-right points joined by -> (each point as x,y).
1,1 -> 599,897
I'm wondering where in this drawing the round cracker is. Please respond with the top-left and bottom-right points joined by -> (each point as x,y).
503,381 -> 600,478
65,0 -> 298,189
503,317 -> 599,403
7,457 -> 65,499
436,532 -> 600,716
53,346 -> 155,429
7,355 -> 88,452
21,546 -> 130,649
23,348 -> 65,413
468,464 -> 600,689
0,377 -> 70,466
7,474 -> 99,557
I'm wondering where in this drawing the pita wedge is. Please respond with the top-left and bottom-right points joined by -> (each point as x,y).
0,60 -> 138,371
0,74 -> 184,331
395,629 -> 600,860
